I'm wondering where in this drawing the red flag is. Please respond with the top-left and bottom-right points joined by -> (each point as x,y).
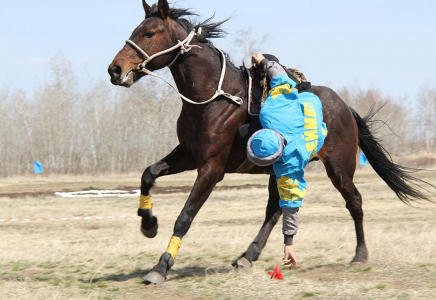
267,263 -> 284,280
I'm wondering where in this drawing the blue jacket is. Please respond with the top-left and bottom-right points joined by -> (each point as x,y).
259,61 -> 327,209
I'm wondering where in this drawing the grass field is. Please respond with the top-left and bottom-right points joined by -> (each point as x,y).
1,167 -> 436,299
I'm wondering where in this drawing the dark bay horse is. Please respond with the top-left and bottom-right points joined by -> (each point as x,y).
108,0 -> 433,285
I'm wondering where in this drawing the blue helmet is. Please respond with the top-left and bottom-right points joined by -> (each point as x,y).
247,129 -> 286,166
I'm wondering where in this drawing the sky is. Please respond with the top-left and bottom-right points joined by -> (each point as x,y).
1,0 -> 435,101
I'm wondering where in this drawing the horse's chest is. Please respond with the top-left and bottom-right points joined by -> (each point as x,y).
176,117 -> 203,150
176,104 -> 241,159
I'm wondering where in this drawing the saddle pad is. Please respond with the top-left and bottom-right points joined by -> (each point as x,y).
247,67 -> 263,116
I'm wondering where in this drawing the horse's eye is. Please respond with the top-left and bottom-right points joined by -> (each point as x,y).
143,32 -> 155,38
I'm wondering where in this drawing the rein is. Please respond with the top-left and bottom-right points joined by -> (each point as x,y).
125,28 -> 243,106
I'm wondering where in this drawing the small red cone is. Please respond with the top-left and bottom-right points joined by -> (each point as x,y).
267,263 -> 284,280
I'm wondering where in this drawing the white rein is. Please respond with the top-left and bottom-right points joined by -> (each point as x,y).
125,28 -> 243,106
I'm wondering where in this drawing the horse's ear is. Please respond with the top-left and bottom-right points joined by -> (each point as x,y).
142,0 -> 151,14
158,0 -> 170,19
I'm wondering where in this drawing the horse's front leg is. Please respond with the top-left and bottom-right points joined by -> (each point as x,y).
139,144 -> 195,238
143,162 -> 224,284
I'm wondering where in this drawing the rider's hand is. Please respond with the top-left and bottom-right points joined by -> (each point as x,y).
283,244 -> 297,269
252,53 -> 265,65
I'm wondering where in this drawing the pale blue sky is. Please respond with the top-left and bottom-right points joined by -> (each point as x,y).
1,0 -> 435,101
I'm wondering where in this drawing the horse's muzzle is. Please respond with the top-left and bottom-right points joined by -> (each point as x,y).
108,64 -> 135,87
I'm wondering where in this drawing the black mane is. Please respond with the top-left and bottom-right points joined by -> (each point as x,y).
146,4 -> 228,42
146,3 -> 244,74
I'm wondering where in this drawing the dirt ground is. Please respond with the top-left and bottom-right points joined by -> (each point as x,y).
1,167 -> 436,299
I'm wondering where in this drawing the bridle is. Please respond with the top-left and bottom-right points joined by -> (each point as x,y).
124,27 -> 243,106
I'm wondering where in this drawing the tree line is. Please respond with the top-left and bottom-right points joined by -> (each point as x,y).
0,55 -> 435,177
0,55 -> 180,176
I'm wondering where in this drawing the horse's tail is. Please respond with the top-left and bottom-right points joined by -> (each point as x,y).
349,105 -> 434,204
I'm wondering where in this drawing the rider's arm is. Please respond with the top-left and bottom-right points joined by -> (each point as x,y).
283,207 -> 299,244
259,59 -> 298,90
283,207 -> 299,269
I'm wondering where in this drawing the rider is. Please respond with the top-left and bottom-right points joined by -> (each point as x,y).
247,53 -> 328,269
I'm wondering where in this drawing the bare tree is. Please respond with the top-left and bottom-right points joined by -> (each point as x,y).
416,84 -> 436,152
338,86 -> 409,157
0,55 -> 181,176
231,28 -> 270,66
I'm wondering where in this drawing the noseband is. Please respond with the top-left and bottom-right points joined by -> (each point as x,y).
126,28 -> 201,71
125,28 -> 243,106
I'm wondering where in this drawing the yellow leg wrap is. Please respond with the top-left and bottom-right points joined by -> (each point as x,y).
139,195 -> 153,210
166,236 -> 182,259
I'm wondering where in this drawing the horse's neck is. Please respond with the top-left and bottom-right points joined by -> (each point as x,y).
169,44 -> 231,104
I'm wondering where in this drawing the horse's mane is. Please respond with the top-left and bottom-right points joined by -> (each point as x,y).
146,4 -> 228,42
146,3 -> 245,77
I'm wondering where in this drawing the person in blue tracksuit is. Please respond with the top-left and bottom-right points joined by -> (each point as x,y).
247,53 -> 328,268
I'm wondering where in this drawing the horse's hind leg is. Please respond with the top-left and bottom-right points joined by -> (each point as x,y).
232,175 -> 282,268
322,155 -> 368,264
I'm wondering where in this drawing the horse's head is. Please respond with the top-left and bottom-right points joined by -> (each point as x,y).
108,0 -> 190,87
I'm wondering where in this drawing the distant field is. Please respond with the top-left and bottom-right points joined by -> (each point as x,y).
1,168 -> 436,299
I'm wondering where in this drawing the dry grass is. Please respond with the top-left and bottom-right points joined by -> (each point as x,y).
1,168 -> 436,299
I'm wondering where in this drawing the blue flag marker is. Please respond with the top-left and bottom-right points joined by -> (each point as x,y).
34,161 -> 44,174
359,153 -> 367,166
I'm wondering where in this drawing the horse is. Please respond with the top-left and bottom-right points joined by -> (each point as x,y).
108,0 -> 433,285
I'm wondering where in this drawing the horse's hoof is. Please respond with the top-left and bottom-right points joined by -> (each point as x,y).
350,261 -> 366,267
140,216 -> 158,238
143,271 -> 166,285
232,257 -> 252,268
350,255 -> 368,266
350,251 -> 368,265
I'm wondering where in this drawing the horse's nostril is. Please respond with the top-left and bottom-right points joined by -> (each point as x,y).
109,65 -> 122,78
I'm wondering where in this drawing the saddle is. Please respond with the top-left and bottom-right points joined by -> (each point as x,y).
247,65 -> 311,116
